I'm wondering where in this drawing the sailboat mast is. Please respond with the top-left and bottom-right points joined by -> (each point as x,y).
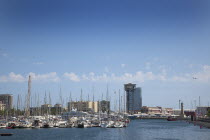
25,75 -> 31,117
59,87 -> 63,114
49,92 -> 51,115
106,84 -> 109,101
119,89 -> 121,113
69,92 -> 72,111
17,94 -> 20,116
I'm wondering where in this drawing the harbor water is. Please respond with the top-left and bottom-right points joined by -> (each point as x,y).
0,119 -> 210,140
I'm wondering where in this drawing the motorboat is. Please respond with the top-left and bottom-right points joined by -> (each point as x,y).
58,123 -> 71,128
77,123 -> 84,128
167,116 -> 177,121
32,120 -> 41,128
100,121 -> 108,128
6,122 -> 17,129
41,122 -> 54,128
106,121 -> 115,128
114,121 -> 124,128
0,123 -> 7,128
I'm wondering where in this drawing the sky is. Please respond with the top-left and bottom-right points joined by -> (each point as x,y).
0,0 -> 210,110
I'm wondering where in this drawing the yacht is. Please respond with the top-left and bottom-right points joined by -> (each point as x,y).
0,123 -> 6,128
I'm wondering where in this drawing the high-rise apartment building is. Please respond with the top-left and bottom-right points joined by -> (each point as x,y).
124,83 -> 142,114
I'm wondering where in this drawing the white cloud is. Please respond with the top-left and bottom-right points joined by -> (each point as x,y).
65,71 -> 167,83
63,72 -> 80,82
121,64 -> 126,68
10,72 -> 26,82
168,65 -> 210,82
63,65 -> 210,83
1,65 -> 210,83
171,76 -> 188,82
29,72 -> 60,82
0,76 -> 8,82
82,74 -> 89,80
0,72 -> 60,83
0,72 -> 26,83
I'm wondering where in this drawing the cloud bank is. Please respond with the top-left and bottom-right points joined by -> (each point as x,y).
0,65 -> 210,83
0,72 -> 60,83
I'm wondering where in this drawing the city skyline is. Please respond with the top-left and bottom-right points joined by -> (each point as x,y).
0,0 -> 210,109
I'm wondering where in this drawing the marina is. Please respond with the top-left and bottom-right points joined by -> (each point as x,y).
0,110 -> 130,129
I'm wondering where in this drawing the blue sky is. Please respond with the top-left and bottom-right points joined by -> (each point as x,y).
0,0 -> 210,110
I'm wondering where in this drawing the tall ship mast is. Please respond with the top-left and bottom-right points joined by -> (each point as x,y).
25,75 -> 31,117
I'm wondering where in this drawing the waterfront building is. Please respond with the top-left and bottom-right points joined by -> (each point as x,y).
30,107 -> 41,116
54,104 -> 62,108
99,100 -> 110,113
0,94 -> 13,109
196,106 -> 210,117
124,83 -> 142,114
0,101 -> 6,111
148,107 -> 161,115
68,101 -> 89,112
88,101 -> 99,113
68,101 -> 99,113
52,104 -> 62,115
41,104 -> 52,115
30,104 -> 64,116
41,104 -> 52,108
141,106 -> 173,116
161,108 -> 173,115
173,109 -> 195,116
141,106 -> 162,115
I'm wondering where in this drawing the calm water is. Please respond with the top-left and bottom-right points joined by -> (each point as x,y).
0,119 -> 210,140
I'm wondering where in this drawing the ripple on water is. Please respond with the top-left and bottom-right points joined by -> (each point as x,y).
0,120 -> 210,140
